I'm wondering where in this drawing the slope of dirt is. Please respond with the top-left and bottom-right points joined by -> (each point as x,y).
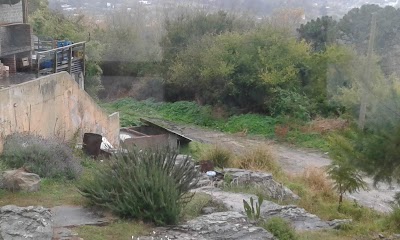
152,119 -> 399,213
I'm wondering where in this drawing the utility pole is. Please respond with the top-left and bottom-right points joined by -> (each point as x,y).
358,13 -> 377,130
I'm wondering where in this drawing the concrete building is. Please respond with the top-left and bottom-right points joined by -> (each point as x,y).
0,0 -> 32,74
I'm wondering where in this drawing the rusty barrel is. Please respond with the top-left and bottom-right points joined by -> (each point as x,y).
83,133 -> 102,158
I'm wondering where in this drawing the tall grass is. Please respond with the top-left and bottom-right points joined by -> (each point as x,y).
199,145 -> 232,169
230,145 -> 282,177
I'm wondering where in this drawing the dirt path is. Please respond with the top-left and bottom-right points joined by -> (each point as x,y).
155,119 -> 399,213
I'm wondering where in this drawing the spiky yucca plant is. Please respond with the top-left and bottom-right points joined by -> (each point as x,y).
78,147 -> 199,225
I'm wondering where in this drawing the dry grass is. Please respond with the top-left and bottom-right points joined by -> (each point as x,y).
274,124 -> 290,140
285,167 -> 340,220
301,118 -> 349,134
297,167 -> 335,200
199,145 -> 232,168
75,220 -> 150,240
230,144 -> 282,177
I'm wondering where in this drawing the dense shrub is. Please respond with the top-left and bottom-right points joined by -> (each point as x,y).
77,148 -> 199,225
1,133 -> 82,180
263,217 -> 297,240
271,88 -> 315,121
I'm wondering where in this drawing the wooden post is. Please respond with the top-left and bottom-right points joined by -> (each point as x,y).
82,42 -> 86,77
36,53 -> 40,78
53,51 -> 58,74
68,47 -> 72,74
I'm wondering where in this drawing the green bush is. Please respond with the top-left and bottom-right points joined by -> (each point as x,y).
271,88 -> 315,121
77,148 -> 199,225
264,217 -> 297,240
1,133 -> 82,180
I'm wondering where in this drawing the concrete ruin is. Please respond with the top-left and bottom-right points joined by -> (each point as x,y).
120,118 -> 192,149
0,72 -> 119,152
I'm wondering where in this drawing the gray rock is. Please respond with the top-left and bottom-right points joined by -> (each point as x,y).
263,205 -> 330,230
223,168 -> 299,201
0,205 -> 52,240
201,207 -> 217,215
51,206 -> 110,227
327,219 -> 352,229
194,187 -> 346,231
0,169 -> 40,192
138,211 -> 275,240
392,234 -> 400,240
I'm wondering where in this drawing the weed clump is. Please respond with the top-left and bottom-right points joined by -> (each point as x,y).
77,148 -> 199,225
200,145 -> 232,168
263,217 -> 297,240
386,207 -> 400,231
301,167 -> 335,200
232,145 -> 281,176
1,133 -> 82,180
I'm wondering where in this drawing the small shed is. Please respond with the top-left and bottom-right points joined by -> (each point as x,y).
120,118 -> 192,150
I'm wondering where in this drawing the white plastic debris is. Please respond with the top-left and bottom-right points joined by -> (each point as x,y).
100,137 -> 113,150
206,171 -> 216,177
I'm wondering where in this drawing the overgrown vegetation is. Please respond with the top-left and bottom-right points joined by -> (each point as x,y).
1,133 -> 82,180
102,99 -> 333,151
77,148 -> 199,225
263,217 -> 297,240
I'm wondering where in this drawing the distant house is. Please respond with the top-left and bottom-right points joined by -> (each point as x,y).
0,0 -> 32,74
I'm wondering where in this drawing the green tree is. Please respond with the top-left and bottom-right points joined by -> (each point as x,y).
161,11 -> 254,76
28,0 -> 48,16
167,25 -> 316,113
337,4 -> 400,76
327,135 -> 368,209
297,16 -> 338,52
355,126 -> 400,184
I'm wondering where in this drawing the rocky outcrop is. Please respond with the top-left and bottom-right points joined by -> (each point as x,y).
138,211 -> 275,240
224,168 -> 299,201
194,187 -> 349,231
0,205 -> 52,240
196,168 -> 299,202
0,169 -> 40,192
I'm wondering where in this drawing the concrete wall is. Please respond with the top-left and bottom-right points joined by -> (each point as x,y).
0,23 -> 32,57
0,72 -> 120,152
0,2 -> 23,24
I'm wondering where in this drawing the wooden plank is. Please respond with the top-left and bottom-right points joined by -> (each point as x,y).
68,47 -> 72,74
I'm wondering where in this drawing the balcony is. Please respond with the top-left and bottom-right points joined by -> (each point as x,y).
0,23 -> 32,57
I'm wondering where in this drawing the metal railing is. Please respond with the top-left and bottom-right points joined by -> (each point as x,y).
35,41 -> 86,77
